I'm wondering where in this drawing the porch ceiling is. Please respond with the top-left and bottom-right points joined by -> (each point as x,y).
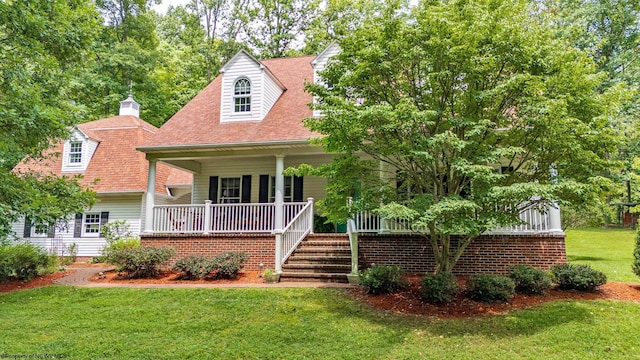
141,141 -> 327,174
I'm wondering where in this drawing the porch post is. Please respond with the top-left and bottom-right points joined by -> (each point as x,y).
144,158 -> 157,233
548,165 -> 564,235
549,202 -> 563,235
274,155 -> 285,273
308,197 -> 314,234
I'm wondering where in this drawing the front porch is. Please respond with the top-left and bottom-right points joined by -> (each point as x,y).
142,198 -> 565,282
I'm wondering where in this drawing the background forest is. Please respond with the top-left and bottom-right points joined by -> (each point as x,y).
1,0 -> 640,234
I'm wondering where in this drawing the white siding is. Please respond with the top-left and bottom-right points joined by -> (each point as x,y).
192,155 -> 334,205
262,71 -> 284,118
312,43 -> 341,117
61,129 -> 98,173
220,52 -> 284,122
220,53 -> 264,122
12,195 -> 144,257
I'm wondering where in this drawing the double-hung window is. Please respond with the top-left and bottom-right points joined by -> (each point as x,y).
233,78 -> 251,113
83,213 -> 101,237
69,141 -> 83,164
220,177 -> 241,203
270,176 -> 293,202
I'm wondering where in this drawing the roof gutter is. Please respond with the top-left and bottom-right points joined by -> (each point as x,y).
137,139 -> 318,154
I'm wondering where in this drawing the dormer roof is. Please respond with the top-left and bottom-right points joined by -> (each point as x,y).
13,115 -> 191,195
139,54 -> 318,150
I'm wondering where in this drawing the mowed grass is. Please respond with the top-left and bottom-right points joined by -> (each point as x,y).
1,286 -> 640,359
565,228 -> 637,282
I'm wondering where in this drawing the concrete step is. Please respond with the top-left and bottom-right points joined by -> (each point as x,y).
279,272 -> 349,283
282,263 -> 352,273
287,255 -> 351,262
294,247 -> 351,253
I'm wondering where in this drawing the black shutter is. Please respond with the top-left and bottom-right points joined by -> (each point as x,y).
47,225 -> 55,238
293,176 -> 304,202
23,217 -> 32,238
241,175 -> 252,203
99,212 -> 109,237
209,176 -> 219,203
258,175 -> 269,203
73,213 -> 83,238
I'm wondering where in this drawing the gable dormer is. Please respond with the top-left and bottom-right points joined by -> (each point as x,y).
311,42 -> 341,117
219,50 -> 286,122
61,128 -> 98,173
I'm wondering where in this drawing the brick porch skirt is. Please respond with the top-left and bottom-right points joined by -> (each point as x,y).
358,233 -> 566,274
141,234 -> 275,271
141,233 -> 566,274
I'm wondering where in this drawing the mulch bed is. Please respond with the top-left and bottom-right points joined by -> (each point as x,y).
0,270 -> 75,293
89,269 -> 265,284
349,275 -> 640,318
3,268 -> 640,319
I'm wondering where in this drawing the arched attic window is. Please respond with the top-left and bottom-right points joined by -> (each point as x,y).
233,78 -> 251,113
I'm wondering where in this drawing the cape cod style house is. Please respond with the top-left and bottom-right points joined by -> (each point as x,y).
11,96 -> 192,257
137,45 -> 566,282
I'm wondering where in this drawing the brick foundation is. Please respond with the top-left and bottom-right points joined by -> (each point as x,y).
141,233 -> 275,270
140,233 -> 566,274
358,234 -> 566,274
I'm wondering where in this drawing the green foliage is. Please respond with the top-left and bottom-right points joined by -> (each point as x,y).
302,0 -> 618,276
109,246 -> 175,278
551,263 -> 607,291
314,214 -> 336,233
0,1 -> 98,239
172,255 -> 214,280
172,252 -> 248,280
508,265 -> 552,295
98,221 -> 140,264
633,229 -> 640,278
419,272 -> 459,304
101,220 -> 133,242
465,274 -> 515,302
263,268 -> 277,283
210,252 -> 248,279
359,264 -> 406,295
0,243 -> 56,282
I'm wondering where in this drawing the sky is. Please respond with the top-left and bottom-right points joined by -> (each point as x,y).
151,0 -> 191,14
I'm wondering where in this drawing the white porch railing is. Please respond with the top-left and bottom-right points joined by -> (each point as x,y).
353,206 -> 561,235
280,199 -> 314,264
152,202 -> 309,234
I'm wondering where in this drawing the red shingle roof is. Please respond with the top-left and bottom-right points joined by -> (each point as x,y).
140,55 -> 319,148
14,115 -> 192,195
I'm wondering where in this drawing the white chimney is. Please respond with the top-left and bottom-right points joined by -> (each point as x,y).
119,94 -> 140,118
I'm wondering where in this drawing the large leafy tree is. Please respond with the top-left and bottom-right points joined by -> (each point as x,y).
305,0 -> 619,274
551,0 -> 640,218
0,0 -> 98,238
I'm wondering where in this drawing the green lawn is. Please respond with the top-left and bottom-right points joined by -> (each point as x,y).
1,286 -> 640,359
565,228 -> 637,282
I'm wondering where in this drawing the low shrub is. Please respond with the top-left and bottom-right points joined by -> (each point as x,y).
173,255 -> 215,280
359,264 -> 406,295
210,252 -> 248,279
101,237 -> 141,264
551,263 -> 607,291
466,274 -> 515,302
420,272 -> 458,304
0,242 -> 56,282
508,264 -> 552,295
172,252 -> 248,280
109,246 -> 175,278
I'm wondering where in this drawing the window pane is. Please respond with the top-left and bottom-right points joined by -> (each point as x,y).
220,177 -> 241,203
69,141 -> 82,164
84,213 -> 101,234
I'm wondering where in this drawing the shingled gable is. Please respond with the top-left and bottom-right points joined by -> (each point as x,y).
138,54 -> 321,151
13,115 -> 191,196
